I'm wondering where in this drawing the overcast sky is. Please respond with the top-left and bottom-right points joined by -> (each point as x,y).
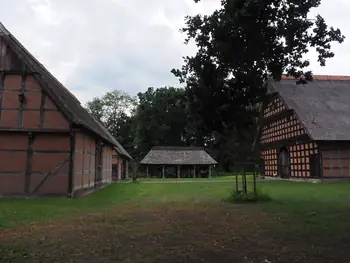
1,0 -> 349,104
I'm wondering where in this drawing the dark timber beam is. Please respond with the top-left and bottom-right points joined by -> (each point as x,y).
0,72 -> 4,120
68,130 -> 76,197
39,92 -> 46,128
18,73 -> 25,128
24,132 -> 36,193
259,134 -> 311,150
0,70 -> 39,75
81,134 -> 86,188
262,109 -> 294,126
32,159 -> 69,194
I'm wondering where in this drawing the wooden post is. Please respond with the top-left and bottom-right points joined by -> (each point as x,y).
235,166 -> 238,193
132,162 -> 137,183
177,165 -> 180,178
208,165 -> 212,178
253,166 -> 257,195
125,160 -> 129,179
162,165 -> 165,179
146,165 -> 149,178
193,165 -> 196,178
243,165 -> 247,195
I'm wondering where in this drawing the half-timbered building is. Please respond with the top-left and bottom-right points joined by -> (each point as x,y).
255,75 -> 350,179
0,23 -> 131,196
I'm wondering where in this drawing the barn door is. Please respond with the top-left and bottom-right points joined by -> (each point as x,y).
278,147 -> 290,178
112,164 -> 118,181
310,153 -> 321,178
95,143 -> 103,186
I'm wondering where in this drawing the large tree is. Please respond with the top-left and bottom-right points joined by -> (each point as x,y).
85,90 -> 137,154
133,87 -> 190,158
172,0 -> 345,138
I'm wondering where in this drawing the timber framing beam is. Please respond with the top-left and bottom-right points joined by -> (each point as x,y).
0,149 -> 70,153
259,134 -> 311,150
0,128 -> 70,133
0,70 -> 39,75
0,72 -> 3,120
0,108 -> 58,112
24,132 -> 36,193
32,158 -> 69,194
262,109 -> 294,126
81,134 -> 86,188
317,141 -> 350,149
68,130 -> 76,196
18,73 -> 26,128
39,92 -> 46,128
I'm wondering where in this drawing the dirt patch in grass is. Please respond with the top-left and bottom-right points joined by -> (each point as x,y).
0,203 -> 349,263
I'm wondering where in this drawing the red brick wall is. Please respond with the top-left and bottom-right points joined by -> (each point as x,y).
112,150 -> 123,181
73,132 -> 113,190
322,149 -> 350,177
102,145 -> 113,183
74,132 -> 96,191
30,134 -> 70,194
0,132 -> 70,195
0,74 -> 70,130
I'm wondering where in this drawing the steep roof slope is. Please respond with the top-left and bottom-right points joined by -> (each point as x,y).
0,23 -> 131,159
269,76 -> 350,141
140,146 -> 217,165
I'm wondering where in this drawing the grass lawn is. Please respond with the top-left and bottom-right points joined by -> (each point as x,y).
135,174 -> 255,182
1,180 -> 350,262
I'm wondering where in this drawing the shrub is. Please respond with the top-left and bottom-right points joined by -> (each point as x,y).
222,189 -> 271,203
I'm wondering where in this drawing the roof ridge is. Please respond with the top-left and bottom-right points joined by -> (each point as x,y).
0,22 -> 10,36
0,22 -> 132,158
282,74 -> 350,81
152,146 -> 204,151
0,22 -> 79,103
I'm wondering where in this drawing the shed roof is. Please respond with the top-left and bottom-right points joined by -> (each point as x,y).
140,146 -> 218,165
269,76 -> 350,141
0,22 -> 131,159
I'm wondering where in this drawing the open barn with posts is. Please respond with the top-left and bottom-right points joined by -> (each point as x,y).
140,146 -> 217,178
255,75 -> 350,180
0,23 -> 131,197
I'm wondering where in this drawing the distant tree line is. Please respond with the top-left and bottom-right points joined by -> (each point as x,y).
85,87 -> 254,171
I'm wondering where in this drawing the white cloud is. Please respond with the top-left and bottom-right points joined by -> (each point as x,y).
0,0 -> 349,105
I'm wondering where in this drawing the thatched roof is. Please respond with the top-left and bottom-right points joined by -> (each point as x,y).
140,146 -> 217,165
268,76 -> 350,141
0,23 -> 131,159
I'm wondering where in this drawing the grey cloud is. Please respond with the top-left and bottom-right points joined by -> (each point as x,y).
0,0 -> 349,105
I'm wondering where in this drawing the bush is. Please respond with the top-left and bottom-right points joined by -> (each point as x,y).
223,190 -> 271,203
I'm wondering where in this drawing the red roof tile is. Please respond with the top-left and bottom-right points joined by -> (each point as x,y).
282,75 -> 350,81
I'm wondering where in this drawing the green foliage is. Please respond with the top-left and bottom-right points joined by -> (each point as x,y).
85,90 -> 137,155
172,0 -> 345,151
83,0 -> 345,173
133,87 -> 190,158
223,189 -> 271,203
